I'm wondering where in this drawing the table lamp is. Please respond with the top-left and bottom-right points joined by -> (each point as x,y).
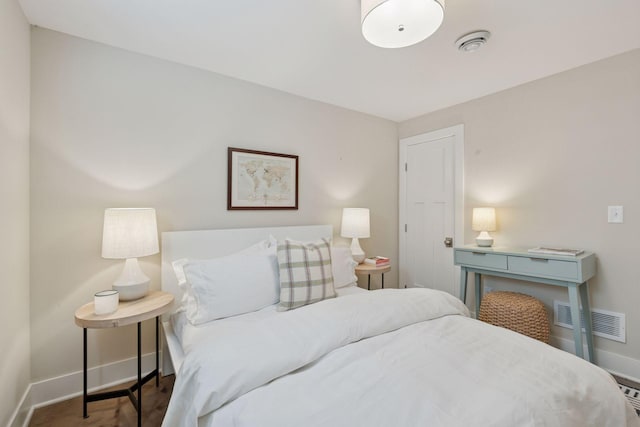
102,208 -> 159,300
341,208 -> 370,263
472,207 -> 496,247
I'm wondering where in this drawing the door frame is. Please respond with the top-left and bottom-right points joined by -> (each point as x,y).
398,124 -> 464,289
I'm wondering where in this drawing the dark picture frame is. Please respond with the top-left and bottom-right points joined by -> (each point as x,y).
227,147 -> 299,210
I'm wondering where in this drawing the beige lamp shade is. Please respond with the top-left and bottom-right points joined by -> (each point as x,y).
472,207 -> 496,232
102,208 -> 159,259
472,207 -> 496,247
341,208 -> 371,238
101,208 -> 159,300
341,208 -> 370,263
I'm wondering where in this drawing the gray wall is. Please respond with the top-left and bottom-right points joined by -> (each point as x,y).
0,0 -> 31,425
399,49 -> 640,371
30,28 -> 399,381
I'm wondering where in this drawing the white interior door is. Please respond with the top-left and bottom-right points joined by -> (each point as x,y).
399,125 -> 464,295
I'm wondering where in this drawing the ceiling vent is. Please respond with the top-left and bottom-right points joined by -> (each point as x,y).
455,30 -> 491,52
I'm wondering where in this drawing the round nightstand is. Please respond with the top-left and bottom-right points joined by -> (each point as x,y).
355,263 -> 391,290
75,291 -> 174,426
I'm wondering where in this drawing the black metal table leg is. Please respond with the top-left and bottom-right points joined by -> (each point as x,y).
138,321 -> 142,427
78,293 -> 172,423
156,316 -> 160,387
382,273 -> 385,289
83,328 -> 88,418
367,275 -> 371,290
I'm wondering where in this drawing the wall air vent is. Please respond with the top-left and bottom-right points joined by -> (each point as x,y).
554,300 -> 625,343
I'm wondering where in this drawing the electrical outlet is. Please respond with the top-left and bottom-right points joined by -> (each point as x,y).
608,206 -> 623,223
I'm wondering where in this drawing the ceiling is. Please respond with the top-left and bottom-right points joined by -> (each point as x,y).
18,0 -> 640,122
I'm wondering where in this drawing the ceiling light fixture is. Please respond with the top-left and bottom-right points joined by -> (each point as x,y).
361,0 -> 445,49
455,30 -> 491,52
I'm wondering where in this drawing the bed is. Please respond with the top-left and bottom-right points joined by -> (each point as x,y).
160,225 -> 639,427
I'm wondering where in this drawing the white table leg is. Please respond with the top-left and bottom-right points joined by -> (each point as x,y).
579,282 -> 595,363
568,285 -> 584,359
459,267 -> 468,303
474,273 -> 482,319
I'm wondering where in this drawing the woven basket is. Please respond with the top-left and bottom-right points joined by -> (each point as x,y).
479,291 -> 550,344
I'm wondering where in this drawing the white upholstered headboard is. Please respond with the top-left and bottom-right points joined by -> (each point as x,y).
160,224 -> 333,376
161,224 -> 333,305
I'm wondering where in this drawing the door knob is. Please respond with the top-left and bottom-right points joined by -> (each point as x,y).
444,237 -> 453,247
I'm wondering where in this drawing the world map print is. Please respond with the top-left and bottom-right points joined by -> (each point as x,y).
236,154 -> 293,205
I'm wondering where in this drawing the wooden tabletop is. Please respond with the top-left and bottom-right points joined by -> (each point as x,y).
75,291 -> 174,329
355,263 -> 391,274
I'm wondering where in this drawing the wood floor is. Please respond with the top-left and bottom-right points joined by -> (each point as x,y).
29,375 -> 175,427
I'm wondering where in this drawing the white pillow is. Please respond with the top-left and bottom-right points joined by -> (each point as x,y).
172,258 -> 190,290
331,246 -> 358,288
171,237 -> 275,290
173,238 -> 279,324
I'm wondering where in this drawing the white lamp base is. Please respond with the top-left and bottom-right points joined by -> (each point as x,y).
350,237 -> 366,263
475,231 -> 494,247
113,258 -> 150,301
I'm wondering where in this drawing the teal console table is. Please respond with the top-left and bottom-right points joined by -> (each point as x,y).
454,246 -> 596,362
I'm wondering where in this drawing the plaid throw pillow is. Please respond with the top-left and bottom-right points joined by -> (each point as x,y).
277,238 -> 336,311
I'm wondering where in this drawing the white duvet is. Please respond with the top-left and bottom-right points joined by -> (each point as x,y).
163,289 -> 639,427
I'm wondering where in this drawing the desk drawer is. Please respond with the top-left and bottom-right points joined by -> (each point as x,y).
508,256 -> 578,280
455,251 -> 507,270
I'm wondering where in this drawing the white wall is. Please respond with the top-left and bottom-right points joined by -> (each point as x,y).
399,49 -> 640,374
0,0 -> 31,425
30,28 -> 398,382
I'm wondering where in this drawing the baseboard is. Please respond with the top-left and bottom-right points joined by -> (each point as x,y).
9,351 -> 160,426
31,351 -> 160,408
7,383 -> 33,427
552,336 -> 640,383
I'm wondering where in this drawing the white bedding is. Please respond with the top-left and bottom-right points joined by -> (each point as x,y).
163,288 -> 639,427
170,285 -> 366,355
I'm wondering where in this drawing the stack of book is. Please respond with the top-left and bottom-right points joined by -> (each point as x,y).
364,256 -> 390,267
527,247 -> 584,256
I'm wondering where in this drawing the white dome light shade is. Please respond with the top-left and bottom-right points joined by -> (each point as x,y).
362,0 -> 445,49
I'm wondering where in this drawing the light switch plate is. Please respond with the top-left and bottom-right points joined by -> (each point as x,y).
608,206 -> 623,223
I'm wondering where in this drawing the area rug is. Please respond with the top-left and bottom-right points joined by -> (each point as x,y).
618,381 -> 640,416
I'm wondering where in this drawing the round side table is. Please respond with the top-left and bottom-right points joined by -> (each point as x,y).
355,263 -> 391,290
75,291 -> 174,426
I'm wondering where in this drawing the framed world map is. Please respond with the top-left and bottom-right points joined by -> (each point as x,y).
227,147 -> 299,210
